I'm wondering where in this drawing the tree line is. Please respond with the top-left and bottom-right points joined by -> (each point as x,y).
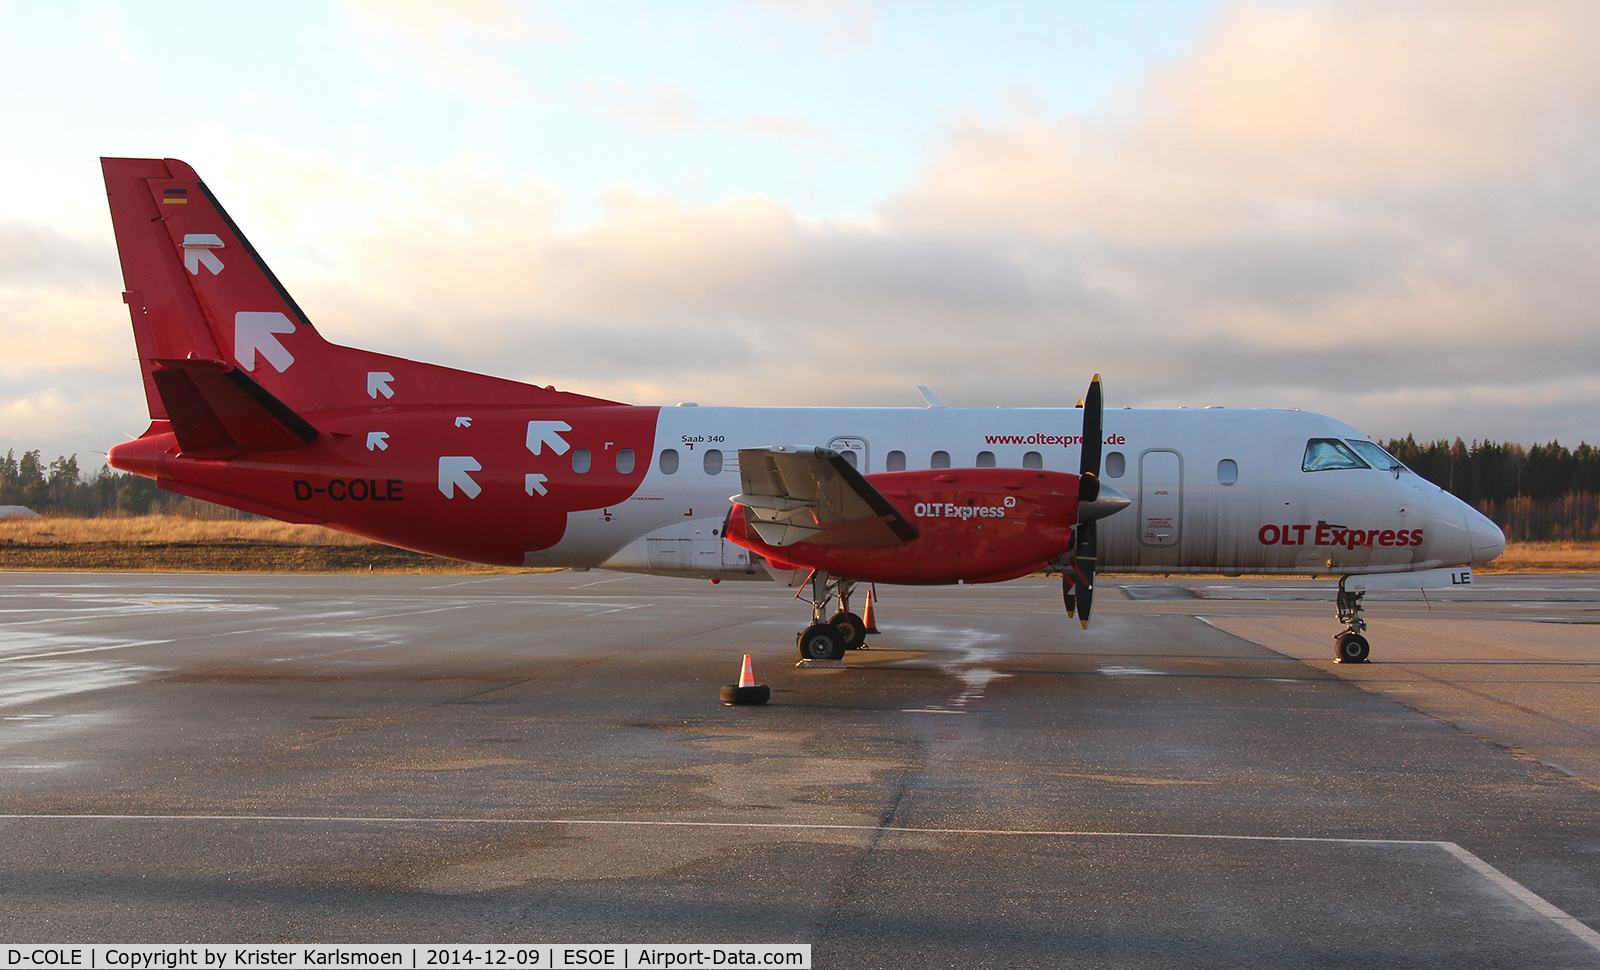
1381,437 -> 1600,542
0,450 -> 249,519
4,438 -> 1598,539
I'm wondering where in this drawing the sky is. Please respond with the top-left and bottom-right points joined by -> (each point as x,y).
3,0 -> 1598,469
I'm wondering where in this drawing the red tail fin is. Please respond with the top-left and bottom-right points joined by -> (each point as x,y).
102,157 -> 616,421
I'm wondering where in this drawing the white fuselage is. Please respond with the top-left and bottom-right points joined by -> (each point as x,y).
529,406 -> 1506,580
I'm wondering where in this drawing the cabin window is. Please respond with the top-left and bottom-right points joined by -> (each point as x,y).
840,450 -> 857,469
976,451 -> 996,468
1105,451 -> 1126,478
886,450 -> 906,472
930,450 -> 951,469
615,449 -> 635,475
1217,458 -> 1238,486
572,448 -> 592,474
659,449 -> 679,474
1302,438 -> 1370,472
1023,451 -> 1043,470
704,448 -> 724,474
1345,439 -> 1406,472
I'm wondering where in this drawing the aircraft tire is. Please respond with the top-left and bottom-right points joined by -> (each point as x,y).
721,684 -> 771,705
1334,633 -> 1370,664
798,624 -> 847,661
830,612 -> 867,650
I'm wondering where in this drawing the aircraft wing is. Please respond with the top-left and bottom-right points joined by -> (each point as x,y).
732,446 -> 919,547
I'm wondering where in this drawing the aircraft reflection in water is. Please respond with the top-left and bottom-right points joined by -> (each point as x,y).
103,158 -> 1504,665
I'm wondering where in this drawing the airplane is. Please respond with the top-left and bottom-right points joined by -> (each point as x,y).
101,157 -> 1507,666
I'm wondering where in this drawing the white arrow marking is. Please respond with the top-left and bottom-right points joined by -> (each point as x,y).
234,311 -> 296,373
525,473 -> 548,497
366,432 -> 389,452
367,372 -> 394,399
438,457 -> 482,499
455,416 -> 472,428
526,421 -> 572,456
182,234 -> 225,275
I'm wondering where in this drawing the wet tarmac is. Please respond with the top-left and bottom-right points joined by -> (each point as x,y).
1,570 -> 1598,967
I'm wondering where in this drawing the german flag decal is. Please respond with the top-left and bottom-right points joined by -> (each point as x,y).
163,188 -> 188,204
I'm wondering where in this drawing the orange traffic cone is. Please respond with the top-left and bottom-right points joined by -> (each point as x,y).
862,589 -> 880,634
722,654 -> 770,706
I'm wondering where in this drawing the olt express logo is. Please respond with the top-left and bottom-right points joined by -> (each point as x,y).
914,497 -> 1014,520
293,478 -> 405,502
1259,522 -> 1424,549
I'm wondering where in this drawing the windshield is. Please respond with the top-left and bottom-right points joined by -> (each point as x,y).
1302,438 -> 1371,472
1345,439 -> 1407,473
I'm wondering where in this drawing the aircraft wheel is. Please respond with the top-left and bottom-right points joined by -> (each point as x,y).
797,624 -> 846,661
830,612 -> 867,650
1334,633 -> 1370,664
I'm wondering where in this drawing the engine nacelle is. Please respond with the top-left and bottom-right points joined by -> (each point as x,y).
726,467 -> 1081,585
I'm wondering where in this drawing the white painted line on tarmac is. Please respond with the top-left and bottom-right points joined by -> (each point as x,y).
1436,841 -> 1600,952
2,812 -> 1594,953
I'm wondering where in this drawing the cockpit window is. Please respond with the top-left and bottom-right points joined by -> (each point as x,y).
1345,439 -> 1406,472
1302,438 -> 1371,472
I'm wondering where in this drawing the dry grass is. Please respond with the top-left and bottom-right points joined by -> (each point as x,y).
3,515 -> 1596,575
1475,540 -> 1600,574
0,515 -> 529,574
0,515 -> 368,546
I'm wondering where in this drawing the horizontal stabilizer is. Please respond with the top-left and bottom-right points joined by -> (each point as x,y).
150,357 -> 320,455
733,446 -> 918,548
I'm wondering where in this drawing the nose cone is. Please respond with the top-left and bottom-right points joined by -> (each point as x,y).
1467,506 -> 1506,565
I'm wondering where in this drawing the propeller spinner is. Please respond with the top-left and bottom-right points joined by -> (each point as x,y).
1063,374 -> 1129,628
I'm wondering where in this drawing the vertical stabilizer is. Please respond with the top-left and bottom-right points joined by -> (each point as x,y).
102,157 -> 342,418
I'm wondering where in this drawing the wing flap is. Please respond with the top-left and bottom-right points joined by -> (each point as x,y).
733,446 -> 918,547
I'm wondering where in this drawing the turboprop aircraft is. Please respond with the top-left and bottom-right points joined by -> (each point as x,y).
102,157 -> 1506,665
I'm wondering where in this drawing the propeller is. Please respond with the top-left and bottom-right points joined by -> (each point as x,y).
1063,374 -> 1128,628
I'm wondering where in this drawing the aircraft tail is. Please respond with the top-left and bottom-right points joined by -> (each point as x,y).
102,157 -> 346,420
102,157 -> 606,429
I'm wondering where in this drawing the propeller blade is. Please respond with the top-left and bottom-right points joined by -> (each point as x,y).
1074,519 -> 1097,628
1072,375 -> 1104,628
1079,374 -> 1103,482
1062,573 -> 1076,617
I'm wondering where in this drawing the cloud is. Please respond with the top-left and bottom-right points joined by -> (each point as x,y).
15,1 -> 1600,465
338,0 -> 575,99
592,81 -> 698,134
745,113 -> 823,146
0,221 -> 117,290
758,0 -> 881,46
246,0 -> 1600,449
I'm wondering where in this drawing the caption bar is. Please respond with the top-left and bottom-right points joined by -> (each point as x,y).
2,947 -> 810,970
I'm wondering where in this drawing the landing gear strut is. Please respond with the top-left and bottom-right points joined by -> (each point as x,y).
1333,577 -> 1371,664
796,572 -> 867,661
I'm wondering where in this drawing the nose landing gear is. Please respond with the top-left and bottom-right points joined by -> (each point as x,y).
1333,577 -> 1370,663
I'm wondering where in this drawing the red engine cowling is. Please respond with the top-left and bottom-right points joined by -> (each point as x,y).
725,468 -> 1081,585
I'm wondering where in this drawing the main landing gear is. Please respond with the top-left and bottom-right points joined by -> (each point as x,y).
1333,577 -> 1371,664
796,572 -> 868,662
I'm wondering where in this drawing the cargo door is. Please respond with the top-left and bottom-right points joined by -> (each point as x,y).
647,538 -> 692,569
